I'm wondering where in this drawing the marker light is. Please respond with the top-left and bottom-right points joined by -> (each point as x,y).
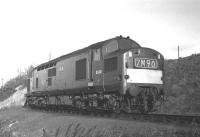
158,54 -> 161,59
128,51 -> 132,57
124,75 -> 129,79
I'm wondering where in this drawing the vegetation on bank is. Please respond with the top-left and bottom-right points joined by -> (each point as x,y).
0,65 -> 34,102
162,53 -> 200,114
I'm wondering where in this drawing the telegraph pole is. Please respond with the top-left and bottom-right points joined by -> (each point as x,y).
49,52 -> 51,61
177,46 -> 180,78
178,46 -> 180,59
1,78 -> 3,88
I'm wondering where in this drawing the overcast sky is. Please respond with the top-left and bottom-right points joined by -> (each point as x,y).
0,0 -> 200,84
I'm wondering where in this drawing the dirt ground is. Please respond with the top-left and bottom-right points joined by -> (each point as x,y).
0,106 -> 198,137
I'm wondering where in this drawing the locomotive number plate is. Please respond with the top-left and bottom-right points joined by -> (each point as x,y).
135,58 -> 158,69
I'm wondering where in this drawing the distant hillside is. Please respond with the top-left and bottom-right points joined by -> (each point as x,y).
162,53 -> 200,114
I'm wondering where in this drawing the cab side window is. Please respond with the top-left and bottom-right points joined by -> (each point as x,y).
93,48 -> 101,61
48,67 -> 56,86
104,57 -> 118,72
48,68 -> 56,77
36,78 -> 38,88
76,58 -> 87,80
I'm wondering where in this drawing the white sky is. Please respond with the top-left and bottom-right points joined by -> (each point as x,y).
0,0 -> 200,84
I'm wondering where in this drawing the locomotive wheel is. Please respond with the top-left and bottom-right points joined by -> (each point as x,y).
113,101 -> 121,114
139,93 -> 154,113
147,94 -> 154,111
142,96 -> 148,113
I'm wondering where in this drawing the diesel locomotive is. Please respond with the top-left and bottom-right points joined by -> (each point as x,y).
25,36 -> 164,113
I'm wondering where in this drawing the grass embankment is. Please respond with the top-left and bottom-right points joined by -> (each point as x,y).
1,120 -> 199,137
41,122 -> 200,137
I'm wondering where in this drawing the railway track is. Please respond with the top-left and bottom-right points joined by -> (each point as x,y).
24,104 -> 200,127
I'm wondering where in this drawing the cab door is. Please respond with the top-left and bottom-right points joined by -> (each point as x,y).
92,48 -> 104,90
103,55 -> 120,92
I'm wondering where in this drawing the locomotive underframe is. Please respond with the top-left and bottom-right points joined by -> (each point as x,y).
25,84 -> 163,113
